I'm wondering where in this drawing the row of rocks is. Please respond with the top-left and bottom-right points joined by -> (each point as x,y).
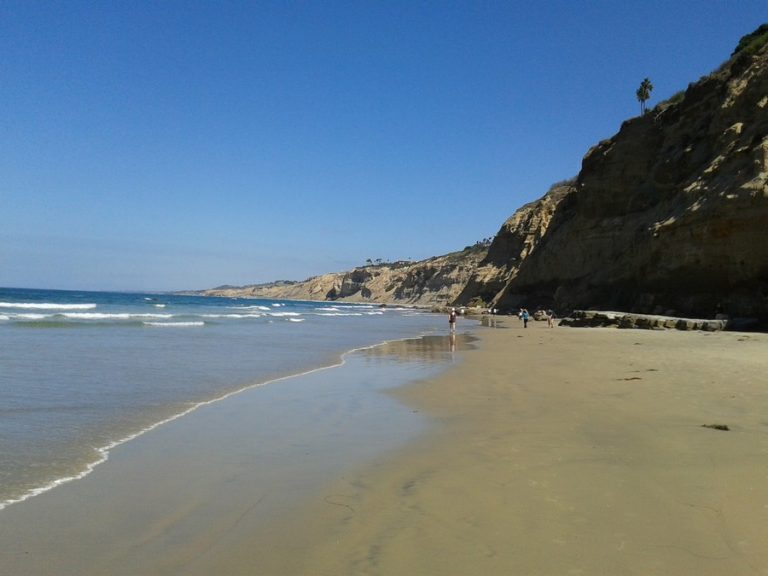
560,310 -> 729,331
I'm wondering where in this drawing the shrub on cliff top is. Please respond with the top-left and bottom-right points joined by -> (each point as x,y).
732,23 -> 768,57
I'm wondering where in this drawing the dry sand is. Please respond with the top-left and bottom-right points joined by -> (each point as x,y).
1,321 -> 767,575
246,320 -> 768,575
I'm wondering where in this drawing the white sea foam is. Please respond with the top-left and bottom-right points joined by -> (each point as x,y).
201,313 -> 263,319
316,312 -> 364,317
0,302 -> 97,310
229,305 -> 272,311
143,321 -> 205,328
269,311 -> 302,317
288,318 -> 305,322
61,313 -> 174,320
153,304 -> 166,308
0,314 -> 9,321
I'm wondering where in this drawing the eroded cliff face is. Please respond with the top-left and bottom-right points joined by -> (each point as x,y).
496,39 -> 768,319
199,246 -> 488,306
454,182 -> 574,307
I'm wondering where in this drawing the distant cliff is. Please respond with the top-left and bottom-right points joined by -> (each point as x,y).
194,245 -> 489,306
195,26 -> 768,323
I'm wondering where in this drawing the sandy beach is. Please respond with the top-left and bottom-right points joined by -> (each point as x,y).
231,320 -> 768,575
1,320 -> 767,575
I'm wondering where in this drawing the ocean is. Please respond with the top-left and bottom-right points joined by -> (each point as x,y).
0,287 -> 450,512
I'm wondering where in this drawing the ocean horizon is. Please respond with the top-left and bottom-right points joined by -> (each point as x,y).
0,287 -> 452,512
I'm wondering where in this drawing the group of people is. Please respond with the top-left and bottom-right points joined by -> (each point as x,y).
448,306 -> 557,331
518,308 -> 556,328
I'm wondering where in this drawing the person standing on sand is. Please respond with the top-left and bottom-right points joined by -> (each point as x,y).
449,308 -> 457,332
547,309 -> 555,328
522,308 -> 529,328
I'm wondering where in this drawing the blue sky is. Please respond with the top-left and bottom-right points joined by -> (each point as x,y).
2,1 -> 765,291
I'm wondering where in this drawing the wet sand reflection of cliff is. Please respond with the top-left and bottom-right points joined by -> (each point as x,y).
360,333 -> 478,365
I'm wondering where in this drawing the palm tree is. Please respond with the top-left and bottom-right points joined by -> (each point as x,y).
636,78 -> 653,115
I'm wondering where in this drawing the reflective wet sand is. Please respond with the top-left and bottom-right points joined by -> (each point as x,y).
0,334 -> 472,576
254,321 -> 768,575
2,324 -> 768,575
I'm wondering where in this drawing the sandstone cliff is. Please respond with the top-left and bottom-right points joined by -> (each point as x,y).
453,181 -> 574,307
491,30 -> 768,320
197,245 -> 488,306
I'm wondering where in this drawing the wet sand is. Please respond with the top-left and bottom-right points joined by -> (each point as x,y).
2,322 -> 767,575
0,336 -> 468,576
252,320 -> 768,575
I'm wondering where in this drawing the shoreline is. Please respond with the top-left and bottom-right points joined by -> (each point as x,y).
221,320 -> 768,575
2,321 -> 767,574
0,327 -> 458,514
0,353 -> 350,513
0,330 -> 472,576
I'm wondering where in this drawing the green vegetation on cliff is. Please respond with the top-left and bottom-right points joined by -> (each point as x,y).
732,23 -> 768,56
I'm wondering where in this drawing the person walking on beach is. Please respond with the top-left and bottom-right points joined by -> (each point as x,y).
522,308 -> 529,328
448,308 -> 457,332
547,309 -> 556,328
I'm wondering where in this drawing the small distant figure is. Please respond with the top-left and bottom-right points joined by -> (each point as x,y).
448,307 -> 457,332
522,308 -> 530,328
547,309 -> 556,328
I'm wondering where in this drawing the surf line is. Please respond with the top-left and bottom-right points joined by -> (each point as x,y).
0,331 -> 441,513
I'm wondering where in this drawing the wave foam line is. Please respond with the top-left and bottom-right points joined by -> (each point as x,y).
11,313 -> 48,320
0,302 -> 97,310
0,331 -> 439,514
316,312 -> 364,317
61,313 -> 174,320
143,321 -> 205,328
201,313 -> 263,319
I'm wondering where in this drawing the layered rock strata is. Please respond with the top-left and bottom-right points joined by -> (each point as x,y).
493,37 -> 768,322
197,246 -> 488,306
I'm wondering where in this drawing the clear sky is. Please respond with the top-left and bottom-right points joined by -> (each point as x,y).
2,1 -> 765,291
